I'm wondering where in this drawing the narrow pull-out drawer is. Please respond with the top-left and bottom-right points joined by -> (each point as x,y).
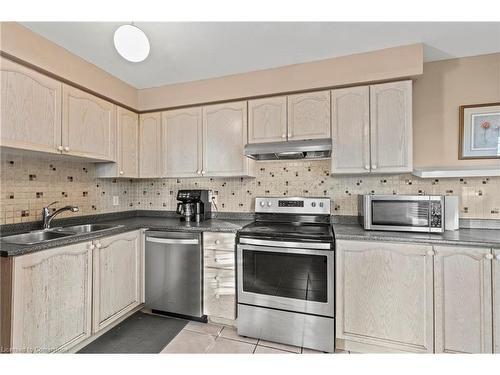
203,232 -> 235,251
204,249 -> 235,269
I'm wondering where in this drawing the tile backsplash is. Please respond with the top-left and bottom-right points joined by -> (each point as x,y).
1,154 -> 499,225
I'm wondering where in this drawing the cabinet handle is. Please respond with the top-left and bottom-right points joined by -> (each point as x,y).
214,275 -> 219,281
201,170 -> 205,175
372,164 -> 377,170
89,243 -> 95,250
64,146 -> 70,152
215,294 -> 220,299
496,254 -> 500,260
364,165 -> 370,170
485,254 -> 494,260
215,239 -> 220,245
281,134 -> 286,138
196,170 -> 201,175
95,242 -> 102,249
57,145 -> 64,151
427,250 -> 435,256
288,133 -> 292,138
119,171 -> 124,175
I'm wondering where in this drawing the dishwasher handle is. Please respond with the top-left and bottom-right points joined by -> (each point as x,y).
146,237 -> 199,245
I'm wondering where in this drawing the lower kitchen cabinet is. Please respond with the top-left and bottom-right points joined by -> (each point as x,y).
494,249 -> 500,353
434,245 -> 493,353
336,240 -> 434,353
8,242 -> 93,353
92,230 -> 144,333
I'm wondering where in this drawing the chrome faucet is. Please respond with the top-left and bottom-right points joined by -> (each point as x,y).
42,201 -> 79,229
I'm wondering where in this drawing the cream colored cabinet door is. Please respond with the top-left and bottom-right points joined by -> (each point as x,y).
10,242 -> 93,353
139,112 -> 162,178
0,57 -> 62,154
336,240 -> 434,353
331,86 -> 370,174
248,96 -> 287,143
62,84 -> 116,161
92,230 -> 143,333
434,246 -> 493,353
287,90 -> 330,141
162,107 -> 202,177
202,101 -> 254,177
494,249 -> 500,353
369,80 -> 412,173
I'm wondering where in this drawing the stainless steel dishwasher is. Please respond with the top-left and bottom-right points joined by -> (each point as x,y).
145,231 -> 206,321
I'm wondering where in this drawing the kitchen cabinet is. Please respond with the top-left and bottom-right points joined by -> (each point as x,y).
162,107 -> 203,177
9,242 -> 93,353
369,80 -> 413,173
62,84 -> 117,161
203,232 -> 236,324
92,230 -> 144,332
202,101 -> 254,177
434,245 -> 493,353
248,96 -> 287,143
336,240 -> 434,353
0,57 -> 62,154
331,86 -> 370,174
96,107 -> 139,178
139,112 -> 162,178
287,90 -> 330,141
494,249 -> 500,353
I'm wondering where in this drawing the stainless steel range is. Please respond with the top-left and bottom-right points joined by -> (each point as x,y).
236,197 -> 335,353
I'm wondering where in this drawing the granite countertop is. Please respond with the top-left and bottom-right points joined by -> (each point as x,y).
0,214 -> 252,257
333,224 -> 500,249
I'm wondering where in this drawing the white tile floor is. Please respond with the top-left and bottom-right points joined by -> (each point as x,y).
161,321 -> 346,354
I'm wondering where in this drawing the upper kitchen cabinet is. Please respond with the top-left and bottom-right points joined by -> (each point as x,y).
331,86 -> 370,174
202,101 -> 254,177
96,107 -> 139,178
369,80 -> 413,173
0,57 -> 62,154
62,84 -> 117,161
248,96 -> 287,143
162,107 -> 203,178
139,112 -> 162,178
287,90 -> 331,141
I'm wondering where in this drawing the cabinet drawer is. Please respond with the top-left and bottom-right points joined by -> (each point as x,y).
203,232 -> 235,251
203,267 -> 236,320
204,268 -> 235,289
204,249 -> 235,269
204,293 -> 236,320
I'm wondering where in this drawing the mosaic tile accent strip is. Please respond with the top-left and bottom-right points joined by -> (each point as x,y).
1,154 -> 499,225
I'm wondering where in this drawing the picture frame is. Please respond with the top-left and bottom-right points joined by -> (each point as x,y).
459,102 -> 500,159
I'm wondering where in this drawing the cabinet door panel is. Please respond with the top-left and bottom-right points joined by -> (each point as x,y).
336,240 -> 434,353
163,107 -> 202,177
370,81 -> 412,173
62,85 -> 116,161
287,90 -> 330,141
1,57 -> 62,154
118,107 -> 139,177
93,231 -> 143,332
248,96 -> 287,143
139,112 -> 162,178
203,267 -> 236,320
434,246 -> 493,353
203,101 -> 252,177
331,86 -> 370,174
494,249 -> 500,353
11,242 -> 92,353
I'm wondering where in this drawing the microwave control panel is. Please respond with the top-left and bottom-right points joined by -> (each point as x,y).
430,202 -> 443,228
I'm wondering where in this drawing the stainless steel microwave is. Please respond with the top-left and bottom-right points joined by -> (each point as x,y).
359,195 -> 459,233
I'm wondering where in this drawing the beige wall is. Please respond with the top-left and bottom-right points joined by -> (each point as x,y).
413,53 -> 500,168
0,22 -> 138,109
138,43 -> 423,110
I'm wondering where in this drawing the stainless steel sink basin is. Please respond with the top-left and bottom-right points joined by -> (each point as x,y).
1,230 -> 75,245
54,224 -> 122,233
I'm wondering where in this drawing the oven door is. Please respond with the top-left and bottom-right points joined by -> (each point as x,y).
237,240 -> 334,317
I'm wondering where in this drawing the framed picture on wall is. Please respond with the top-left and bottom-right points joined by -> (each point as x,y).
459,102 -> 500,159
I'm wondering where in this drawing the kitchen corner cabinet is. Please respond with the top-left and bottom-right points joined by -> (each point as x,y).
331,86 -> 370,174
202,101 -> 254,177
62,84 -> 117,161
248,96 -> 287,143
96,107 -> 139,178
494,249 -> 500,353
0,57 -> 62,154
336,240 -> 434,353
92,230 -> 144,333
162,107 -> 203,177
9,242 -> 93,353
287,90 -> 331,141
434,246 -> 493,353
139,112 -> 162,178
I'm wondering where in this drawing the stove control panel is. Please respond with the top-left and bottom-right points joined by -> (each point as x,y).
255,197 -> 330,215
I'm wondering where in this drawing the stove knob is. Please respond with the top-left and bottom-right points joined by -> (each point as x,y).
259,201 -> 265,207
267,201 -> 272,207
319,202 -> 324,208
311,202 -> 316,207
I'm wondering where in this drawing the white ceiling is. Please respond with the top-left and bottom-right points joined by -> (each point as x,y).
21,22 -> 500,89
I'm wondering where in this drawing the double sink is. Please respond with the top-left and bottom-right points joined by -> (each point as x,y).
1,224 -> 123,245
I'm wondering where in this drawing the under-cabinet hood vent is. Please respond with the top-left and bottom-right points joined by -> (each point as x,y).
244,138 -> 332,161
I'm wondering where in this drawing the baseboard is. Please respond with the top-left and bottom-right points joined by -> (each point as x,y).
335,338 -> 421,354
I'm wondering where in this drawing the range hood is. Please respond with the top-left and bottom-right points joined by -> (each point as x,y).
244,138 -> 332,161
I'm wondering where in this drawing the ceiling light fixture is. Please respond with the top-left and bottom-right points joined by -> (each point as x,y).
113,24 -> 150,63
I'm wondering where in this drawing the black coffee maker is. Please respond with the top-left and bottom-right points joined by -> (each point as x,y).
176,190 -> 211,222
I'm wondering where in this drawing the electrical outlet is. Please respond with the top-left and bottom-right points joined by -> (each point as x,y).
210,191 -> 218,206
112,196 -> 119,206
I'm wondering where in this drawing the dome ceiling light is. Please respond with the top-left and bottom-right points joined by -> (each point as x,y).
113,24 -> 150,63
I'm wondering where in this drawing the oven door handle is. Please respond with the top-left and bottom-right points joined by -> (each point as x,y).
238,237 -> 332,250
237,243 -> 333,256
